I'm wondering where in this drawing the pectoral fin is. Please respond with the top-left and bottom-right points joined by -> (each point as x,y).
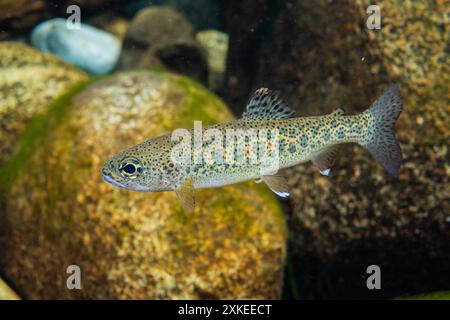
261,175 -> 290,198
175,179 -> 195,212
312,146 -> 339,176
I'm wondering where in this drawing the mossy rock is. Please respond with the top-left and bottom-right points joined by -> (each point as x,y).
0,42 -> 87,164
0,71 -> 287,299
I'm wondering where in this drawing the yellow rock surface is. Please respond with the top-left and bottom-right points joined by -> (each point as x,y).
0,71 -> 286,299
0,42 -> 87,163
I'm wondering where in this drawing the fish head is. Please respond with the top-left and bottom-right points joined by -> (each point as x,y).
101,153 -> 150,191
101,136 -> 185,192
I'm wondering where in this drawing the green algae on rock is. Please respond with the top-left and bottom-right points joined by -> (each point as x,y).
0,42 -> 87,164
0,71 -> 287,299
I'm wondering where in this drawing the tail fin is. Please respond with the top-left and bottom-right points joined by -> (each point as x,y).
360,85 -> 403,176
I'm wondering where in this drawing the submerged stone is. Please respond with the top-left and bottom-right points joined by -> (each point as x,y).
0,71 -> 287,299
0,42 -> 87,164
117,7 -> 208,83
31,18 -> 121,75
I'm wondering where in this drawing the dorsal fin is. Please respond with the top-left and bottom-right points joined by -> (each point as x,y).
329,108 -> 345,116
242,88 -> 294,120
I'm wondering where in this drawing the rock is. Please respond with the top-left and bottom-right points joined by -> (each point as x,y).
169,0 -> 221,30
223,0 -> 449,299
0,42 -> 87,164
119,0 -> 221,31
117,6 -> 208,83
0,277 -> 20,300
196,30 -> 228,91
0,71 -> 287,299
31,18 -> 121,75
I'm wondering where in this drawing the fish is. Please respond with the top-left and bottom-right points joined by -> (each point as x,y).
101,85 -> 403,211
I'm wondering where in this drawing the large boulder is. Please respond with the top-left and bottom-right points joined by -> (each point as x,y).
117,7 -> 208,83
122,0 -> 221,31
0,71 -> 287,299
0,42 -> 87,164
223,0 -> 449,298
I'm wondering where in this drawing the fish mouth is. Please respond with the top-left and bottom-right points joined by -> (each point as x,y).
102,174 -> 150,192
102,174 -> 127,189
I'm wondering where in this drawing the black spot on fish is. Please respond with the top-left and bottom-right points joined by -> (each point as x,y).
300,135 -> 308,147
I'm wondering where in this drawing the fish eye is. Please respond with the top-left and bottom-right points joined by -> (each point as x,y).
123,164 -> 136,174
119,157 -> 143,178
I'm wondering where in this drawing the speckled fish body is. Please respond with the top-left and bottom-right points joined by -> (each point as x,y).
186,115 -> 367,188
102,86 -> 403,211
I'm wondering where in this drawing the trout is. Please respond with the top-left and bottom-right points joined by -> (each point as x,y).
102,86 -> 403,211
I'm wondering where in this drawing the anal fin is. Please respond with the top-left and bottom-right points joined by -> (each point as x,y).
319,168 -> 332,176
175,179 -> 195,212
261,175 -> 290,198
312,146 -> 339,176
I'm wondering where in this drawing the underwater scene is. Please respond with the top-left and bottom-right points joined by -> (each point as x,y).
0,0 -> 448,301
